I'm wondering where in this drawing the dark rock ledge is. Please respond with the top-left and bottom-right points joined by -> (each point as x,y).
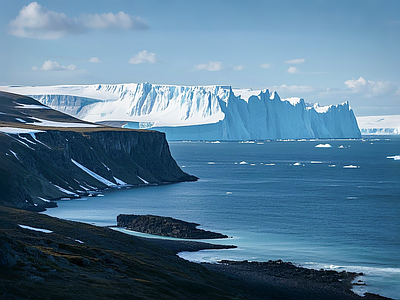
116,214 -> 229,239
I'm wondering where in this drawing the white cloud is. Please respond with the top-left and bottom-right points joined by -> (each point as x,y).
285,58 -> 305,64
344,77 -> 394,97
88,57 -> 101,63
32,60 -> 80,71
260,63 -> 272,69
195,61 -> 224,71
233,64 -> 246,71
128,50 -> 157,64
79,12 -> 148,30
7,2 -> 148,39
287,66 -> 300,74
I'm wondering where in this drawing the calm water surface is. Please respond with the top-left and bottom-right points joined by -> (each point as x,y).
45,138 -> 400,299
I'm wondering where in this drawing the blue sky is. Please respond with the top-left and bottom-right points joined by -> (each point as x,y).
1,0 -> 400,116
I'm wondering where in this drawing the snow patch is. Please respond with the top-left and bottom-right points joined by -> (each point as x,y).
71,159 -> 116,187
30,117 -> 99,128
9,150 -> 20,162
19,224 -> 53,233
113,176 -> 128,185
137,176 -> 149,184
53,184 -> 79,196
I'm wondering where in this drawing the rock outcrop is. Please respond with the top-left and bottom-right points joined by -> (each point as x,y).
117,214 -> 228,239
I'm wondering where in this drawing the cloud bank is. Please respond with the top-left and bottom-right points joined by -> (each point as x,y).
32,60 -> 81,71
7,2 -> 148,39
128,50 -> 157,64
195,61 -> 224,71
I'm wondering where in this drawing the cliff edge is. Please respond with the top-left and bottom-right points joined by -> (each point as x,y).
0,91 -> 197,211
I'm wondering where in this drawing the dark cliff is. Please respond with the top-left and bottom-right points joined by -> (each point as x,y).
0,91 -> 197,211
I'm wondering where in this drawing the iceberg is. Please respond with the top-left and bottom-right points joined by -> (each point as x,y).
2,83 -> 361,141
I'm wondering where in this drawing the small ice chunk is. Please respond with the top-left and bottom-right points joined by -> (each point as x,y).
343,165 -> 360,169
226,192 -> 233,194
387,155 -> 400,160
293,162 -> 302,166
315,143 -> 332,148
15,118 -> 27,123
239,161 -> 248,165
208,162 -> 215,164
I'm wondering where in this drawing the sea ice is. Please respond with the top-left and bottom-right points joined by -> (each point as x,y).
239,161 -> 248,165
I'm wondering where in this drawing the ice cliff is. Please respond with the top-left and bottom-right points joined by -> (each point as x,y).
5,83 -> 361,140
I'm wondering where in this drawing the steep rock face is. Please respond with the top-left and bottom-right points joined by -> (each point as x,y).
0,91 -> 196,211
0,129 -> 196,211
3,82 -> 361,140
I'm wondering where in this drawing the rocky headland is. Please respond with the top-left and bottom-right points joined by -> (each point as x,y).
0,91 -> 197,211
116,214 -> 229,239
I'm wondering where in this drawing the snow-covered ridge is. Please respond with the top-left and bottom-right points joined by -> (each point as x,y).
2,83 -> 361,140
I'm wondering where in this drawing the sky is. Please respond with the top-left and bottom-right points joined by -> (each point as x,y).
1,0 -> 400,116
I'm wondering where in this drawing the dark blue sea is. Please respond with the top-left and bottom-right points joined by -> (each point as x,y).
45,137 -> 400,299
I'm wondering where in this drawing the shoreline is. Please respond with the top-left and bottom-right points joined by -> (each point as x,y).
0,205 -> 394,300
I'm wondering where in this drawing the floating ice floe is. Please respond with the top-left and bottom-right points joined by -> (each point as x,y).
15,118 -> 26,123
293,162 -> 302,166
311,161 -> 323,164
315,143 -> 332,148
208,162 -> 215,164
264,163 -> 276,166
226,192 -> 233,195
387,155 -> 400,160
343,165 -> 360,169
19,224 -> 53,233
239,161 -> 248,165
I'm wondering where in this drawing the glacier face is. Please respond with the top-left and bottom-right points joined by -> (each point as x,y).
4,82 -> 361,140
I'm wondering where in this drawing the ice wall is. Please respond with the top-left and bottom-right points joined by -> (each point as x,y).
20,82 -> 360,140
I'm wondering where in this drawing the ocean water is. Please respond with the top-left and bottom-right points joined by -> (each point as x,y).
45,138 -> 400,299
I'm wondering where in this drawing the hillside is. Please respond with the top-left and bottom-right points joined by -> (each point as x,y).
0,91 -> 196,211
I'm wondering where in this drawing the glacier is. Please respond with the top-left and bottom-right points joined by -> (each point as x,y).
2,83 -> 361,140
356,115 -> 400,135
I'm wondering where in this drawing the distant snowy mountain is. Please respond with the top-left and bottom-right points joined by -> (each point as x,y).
356,115 -> 400,135
2,83 -> 361,140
